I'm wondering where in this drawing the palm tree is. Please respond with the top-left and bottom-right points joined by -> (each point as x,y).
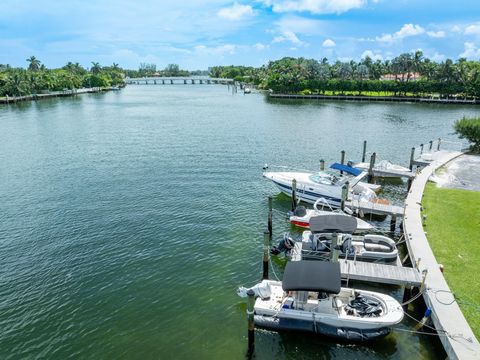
90,62 -> 101,75
26,56 -> 41,72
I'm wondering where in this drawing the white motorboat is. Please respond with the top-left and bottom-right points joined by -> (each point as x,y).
263,167 -> 385,210
351,160 -> 411,179
244,87 -> 251,94
238,261 -> 404,341
289,198 -> 374,232
274,215 -> 398,263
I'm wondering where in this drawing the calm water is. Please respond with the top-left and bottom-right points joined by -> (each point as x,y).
1,86 -> 478,359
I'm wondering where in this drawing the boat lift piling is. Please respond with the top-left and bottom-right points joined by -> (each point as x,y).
320,159 -> 325,171
390,215 -> 397,232
267,197 -> 273,240
367,152 -> 376,184
291,179 -> 297,211
429,140 -> 433,151
246,289 -> 255,357
409,147 -> 416,171
330,234 -> 340,262
362,140 -> 367,162
262,231 -> 270,280
437,138 -> 441,151
340,181 -> 349,211
340,150 -> 346,175
420,143 -> 424,155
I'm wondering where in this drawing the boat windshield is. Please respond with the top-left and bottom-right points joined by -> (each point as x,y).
309,172 -> 339,186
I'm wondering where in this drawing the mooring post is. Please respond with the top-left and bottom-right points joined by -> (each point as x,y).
320,159 -> 325,171
340,181 -> 349,211
367,152 -> 376,184
362,140 -> 367,163
267,197 -> 273,240
437,138 -> 441,151
291,179 -> 297,211
262,231 -> 269,280
390,215 -> 397,232
429,140 -> 433,151
340,150 -> 346,175
420,143 -> 424,155
402,286 -> 412,311
330,233 -> 340,262
246,289 -> 255,357
409,147 -> 416,171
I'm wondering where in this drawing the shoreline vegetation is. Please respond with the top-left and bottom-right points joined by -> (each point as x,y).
2,51 -> 480,104
422,182 -> 480,338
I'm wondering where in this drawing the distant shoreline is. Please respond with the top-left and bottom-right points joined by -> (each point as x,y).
0,86 -> 120,105
268,93 -> 479,105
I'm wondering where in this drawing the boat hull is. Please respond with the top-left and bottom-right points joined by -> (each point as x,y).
254,315 -> 390,341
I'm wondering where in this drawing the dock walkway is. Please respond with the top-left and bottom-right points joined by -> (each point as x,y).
345,199 -> 405,217
403,151 -> 479,359
291,243 -> 421,286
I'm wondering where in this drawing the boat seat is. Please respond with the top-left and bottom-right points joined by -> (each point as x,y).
364,243 -> 391,252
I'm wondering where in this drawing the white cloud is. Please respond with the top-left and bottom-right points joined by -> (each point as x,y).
459,42 -> 480,59
272,30 -> 306,45
376,24 -> 425,43
218,2 -> 253,20
427,30 -> 445,38
430,52 -> 446,62
275,15 -> 326,36
452,25 -> 462,33
194,44 -> 236,55
254,42 -> 266,50
465,23 -> 480,36
261,0 -> 366,14
361,50 -> 383,61
322,39 -> 336,47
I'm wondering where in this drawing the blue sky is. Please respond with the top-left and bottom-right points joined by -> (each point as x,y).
1,0 -> 480,70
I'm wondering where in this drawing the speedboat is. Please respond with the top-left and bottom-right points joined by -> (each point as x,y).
289,198 -> 374,232
237,261 -> 404,341
263,167 -> 379,209
350,160 -> 411,179
273,215 -> 398,263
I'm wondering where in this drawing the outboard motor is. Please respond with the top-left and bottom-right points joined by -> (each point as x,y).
293,205 -> 307,217
271,234 -> 295,255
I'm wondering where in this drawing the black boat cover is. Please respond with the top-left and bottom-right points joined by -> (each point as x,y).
282,260 -> 341,294
310,214 -> 357,234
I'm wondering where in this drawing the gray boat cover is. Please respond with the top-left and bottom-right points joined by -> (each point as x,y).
310,214 -> 357,234
282,260 -> 341,294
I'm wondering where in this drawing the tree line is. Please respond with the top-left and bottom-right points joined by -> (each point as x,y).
0,56 -> 127,97
210,51 -> 480,98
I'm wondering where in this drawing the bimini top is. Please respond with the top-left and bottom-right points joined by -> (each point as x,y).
282,260 -> 341,294
330,162 -> 362,177
309,214 -> 357,234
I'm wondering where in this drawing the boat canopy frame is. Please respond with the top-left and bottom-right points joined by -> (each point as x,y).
330,163 -> 363,177
309,214 -> 357,234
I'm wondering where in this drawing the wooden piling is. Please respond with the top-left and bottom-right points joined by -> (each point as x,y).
409,147 -> 416,171
340,150 -> 346,175
340,181 -> 349,211
291,179 -> 297,211
330,233 -> 340,262
267,197 -> 273,240
429,140 -> 433,151
420,143 -> 424,154
262,231 -> 269,280
367,152 -> 376,184
320,159 -> 325,171
390,215 -> 397,232
246,289 -> 255,357
362,140 -> 367,163
437,138 -> 441,151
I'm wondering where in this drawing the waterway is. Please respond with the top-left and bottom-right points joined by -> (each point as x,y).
0,85 -> 478,359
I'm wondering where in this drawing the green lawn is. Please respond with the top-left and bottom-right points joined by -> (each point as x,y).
422,182 -> 480,338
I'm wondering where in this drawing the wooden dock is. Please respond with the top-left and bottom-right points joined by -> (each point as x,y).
345,199 -> 405,217
291,243 -> 421,286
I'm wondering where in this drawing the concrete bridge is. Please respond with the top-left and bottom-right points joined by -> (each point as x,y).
125,76 -> 234,85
